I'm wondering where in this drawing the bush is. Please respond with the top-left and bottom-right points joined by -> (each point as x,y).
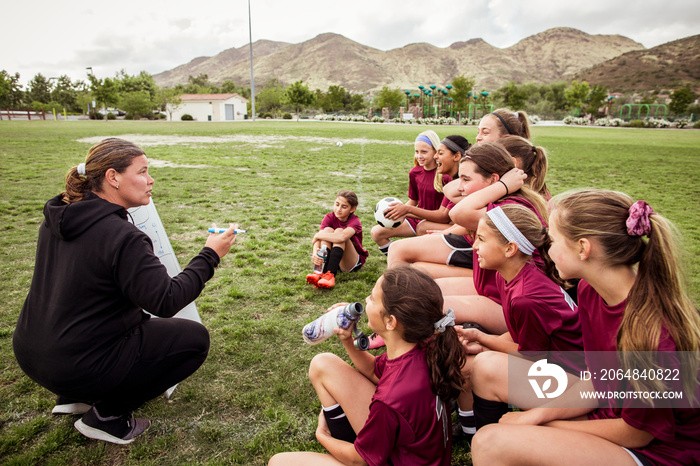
674,118 -> 690,128
181,114 -> 194,121
627,120 -> 645,128
694,120 -> 700,129
106,113 -> 116,120
258,112 -> 272,119
89,110 -> 103,120
282,113 -> 292,120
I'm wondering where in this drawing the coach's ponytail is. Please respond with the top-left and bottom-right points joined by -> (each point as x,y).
61,138 -> 145,204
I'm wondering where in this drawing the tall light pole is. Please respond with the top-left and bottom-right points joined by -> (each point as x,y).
248,0 -> 256,121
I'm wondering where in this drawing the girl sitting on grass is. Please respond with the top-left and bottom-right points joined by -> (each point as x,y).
269,266 -> 466,466
414,134 -> 471,235
471,190 -> 700,466
307,190 -> 368,290
371,130 -> 452,255
454,204 -> 583,439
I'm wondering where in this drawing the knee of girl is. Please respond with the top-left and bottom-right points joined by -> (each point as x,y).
471,352 -> 499,386
308,352 -> 339,383
370,225 -> 383,242
471,424 -> 504,459
267,452 -> 289,466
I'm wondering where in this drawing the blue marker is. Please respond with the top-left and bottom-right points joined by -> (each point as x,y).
208,228 -> 247,234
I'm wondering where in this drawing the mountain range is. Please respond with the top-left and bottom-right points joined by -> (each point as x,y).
153,27 -> 699,94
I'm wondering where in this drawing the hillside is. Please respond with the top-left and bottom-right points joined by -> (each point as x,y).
153,27 -> 645,92
575,34 -> 700,93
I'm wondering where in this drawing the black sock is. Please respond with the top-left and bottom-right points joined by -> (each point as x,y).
378,242 -> 391,256
323,404 -> 356,443
325,246 -> 343,275
458,409 -> 476,435
473,393 -> 510,429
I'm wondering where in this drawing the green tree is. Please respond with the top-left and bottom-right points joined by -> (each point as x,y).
0,70 -> 24,109
324,85 -> 347,112
564,80 -> 591,114
50,75 -> 81,113
184,74 -> 218,94
282,80 -> 315,120
220,79 -> 250,99
116,70 -> 157,100
88,74 -> 120,119
449,74 -> 477,115
256,79 -> 285,115
496,81 -> 528,110
27,73 -> 52,104
157,87 -> 183,121
348,94 -> 366,112
373,86 -> 404,113
588,84 -> 608,116
119,91 -> 153,119
669,84 -> 696,114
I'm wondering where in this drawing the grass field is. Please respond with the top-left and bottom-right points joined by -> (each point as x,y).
1,120 -> 698,465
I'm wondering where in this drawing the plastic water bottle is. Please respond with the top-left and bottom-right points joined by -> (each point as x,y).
313,245 -> 329,274
302,302 -> 364,345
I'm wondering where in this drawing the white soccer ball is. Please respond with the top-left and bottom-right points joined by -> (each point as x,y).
374,197 -> 405,229
336,141 -> 343,147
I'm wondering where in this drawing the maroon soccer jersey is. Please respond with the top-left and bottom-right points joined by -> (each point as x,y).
472,197 -> 545,303
320,212 -> 369,265
499,263 -> 583,353
408,166 -> 448,211
354,346 -> 452,466
578,280 -> 700,465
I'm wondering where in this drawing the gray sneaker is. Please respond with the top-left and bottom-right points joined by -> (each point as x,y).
74,406 -> 150,445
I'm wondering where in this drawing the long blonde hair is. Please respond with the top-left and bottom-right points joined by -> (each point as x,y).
550,189 -> 700,400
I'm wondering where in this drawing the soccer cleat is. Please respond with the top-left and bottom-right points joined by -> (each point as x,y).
368,333 -> 386,349
74,406 -> 150,445
316,272 -> 335,289
306,272 -> 322,285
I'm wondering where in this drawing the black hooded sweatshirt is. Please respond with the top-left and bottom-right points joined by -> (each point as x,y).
13,192 -> 219,394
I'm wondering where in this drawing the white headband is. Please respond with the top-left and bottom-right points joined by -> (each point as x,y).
486,206 -> 536,255
434,308 -> 456,333
77,163 -> 86,176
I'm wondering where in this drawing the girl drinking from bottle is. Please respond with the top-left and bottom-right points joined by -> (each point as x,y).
307,190 -> 368,290
453,204 -> 583,439
371,130 -> 452,255
471,189 -> 700,466
269,266 -> 467,466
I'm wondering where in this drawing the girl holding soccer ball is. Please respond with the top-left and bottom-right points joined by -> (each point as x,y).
370,130 -> 455,255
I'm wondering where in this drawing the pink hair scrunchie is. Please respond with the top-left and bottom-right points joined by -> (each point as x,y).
626,201 -> 654,236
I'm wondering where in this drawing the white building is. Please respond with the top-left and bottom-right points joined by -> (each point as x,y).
170,94 -> 249,121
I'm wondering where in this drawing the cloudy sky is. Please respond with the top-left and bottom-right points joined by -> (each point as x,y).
4,0 -> 699,86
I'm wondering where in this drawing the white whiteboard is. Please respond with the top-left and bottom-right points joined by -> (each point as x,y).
128,200 -> 201,323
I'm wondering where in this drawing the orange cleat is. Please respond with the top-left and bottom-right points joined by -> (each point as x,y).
316,272 -> 335,289
306,272 -> 322,285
